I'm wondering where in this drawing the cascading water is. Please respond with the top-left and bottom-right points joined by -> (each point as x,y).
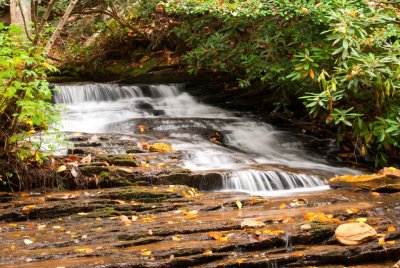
54,83 -> 358,195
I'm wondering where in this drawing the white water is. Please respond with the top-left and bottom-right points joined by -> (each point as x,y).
54,83 -> 358,195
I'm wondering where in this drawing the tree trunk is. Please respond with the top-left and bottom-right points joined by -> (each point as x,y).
44,0 -> 79,55
10,0 -> 32,38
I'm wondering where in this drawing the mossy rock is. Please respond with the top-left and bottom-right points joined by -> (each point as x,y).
96,154 -> 140,167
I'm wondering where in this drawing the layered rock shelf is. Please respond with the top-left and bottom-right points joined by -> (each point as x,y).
1,185 -> 400,267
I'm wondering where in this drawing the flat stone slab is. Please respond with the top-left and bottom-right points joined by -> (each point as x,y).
329,168 -> 400,192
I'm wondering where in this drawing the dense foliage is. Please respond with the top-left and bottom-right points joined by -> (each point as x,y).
0,23 -> 58,187
153,0 -> 399,166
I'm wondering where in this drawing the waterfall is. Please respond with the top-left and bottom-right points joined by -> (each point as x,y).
221,170 -> 328,195
54,82 -> 358,195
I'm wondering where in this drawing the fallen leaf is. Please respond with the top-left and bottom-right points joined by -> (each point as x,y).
141,250 -> 152,256
113,200 -> 127,205
172,236 -> 181,241
208,232 -> 223,240
56,165 -> 67,173
279,203 -> 287,209
356,218 -> 368,223
77,212 -> 89,216
81,154 -> 92,164
131,215 -> 138,221
203,249 -> 213,255
236,201 -> 242,210
346,208 -> 360,214
236,258 -> 247,264
388,226 -> 396,232
75,248 -> 93,253
119,215 -> 132,226
37,224 -> 46,229
71,167 -> 78,178
68,155 -> 79,162
22,205 -> 36,215
386,240 -> 395,245
148,229 -> 153,235
24,239 -> 33,245
241,219 -> 266,228
270,230 -> 285,235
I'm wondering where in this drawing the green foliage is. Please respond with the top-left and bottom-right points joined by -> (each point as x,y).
151,0 -> 400,167
0,23 -> 59,165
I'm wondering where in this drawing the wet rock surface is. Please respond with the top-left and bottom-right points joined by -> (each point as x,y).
1,187 -> 400,267
329,167 -> 400,192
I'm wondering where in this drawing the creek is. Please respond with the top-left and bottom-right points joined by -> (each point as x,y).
54,83 -> 357,196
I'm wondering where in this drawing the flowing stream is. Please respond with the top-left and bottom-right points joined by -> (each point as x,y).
54,83 -> 357,196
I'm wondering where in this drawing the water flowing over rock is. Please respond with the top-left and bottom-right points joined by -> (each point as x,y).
53,83 -> 359,195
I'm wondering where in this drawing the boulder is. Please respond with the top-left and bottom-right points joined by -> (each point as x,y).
335,222 -> 377,246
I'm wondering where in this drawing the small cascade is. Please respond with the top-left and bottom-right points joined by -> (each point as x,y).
54,82 -> 359,196
285,232 -> 293,252
54,83 -> 144,103
221,169 -> 328,195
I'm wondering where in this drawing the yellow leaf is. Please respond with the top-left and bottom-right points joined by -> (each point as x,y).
142,217 -> 155,222
203,249 -> 213,255
388,226 -> 396,232
378,237 -> 386,245
172,236 -> 181,241
187,210 -> 198,215
361,145 -> 367,156
131,215 -> 138,221
37,224 -> 46,229
56,165 -> 67,173
141,250 -> 152,256
266,230 -> 285,236
356,218 -> 367,223
75,248 -> 93,253
236,258 -> 247,264
309,68 -> 315,80
208,232 -> 223,240
386,240 -> 395,245
219,236 -> 228,242
279,203 -> 287,209
22,205 -> 36,215
77,212 -> 89,216
236,200 -> 242,210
